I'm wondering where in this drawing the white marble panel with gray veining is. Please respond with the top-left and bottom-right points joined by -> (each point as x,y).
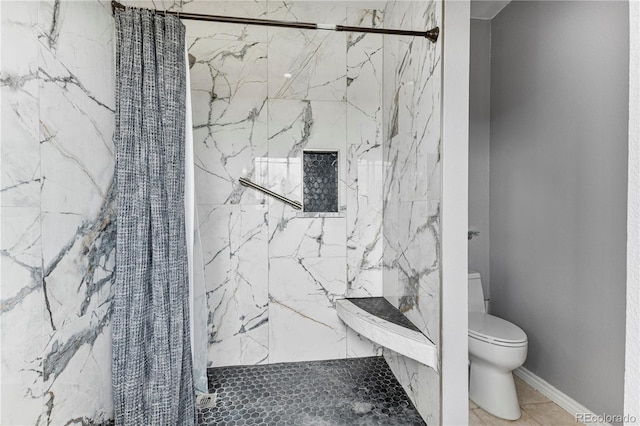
346,9 -> 383,147
395,200 -> 439,344
39,1 -> 115,424
189,38 -> 268,205
268,256 -> 347,362
382,0 -> 441,333
346,328 -> 383,358
267,99 -> 347,258
346,144 -> 383,297
184,1 -> 268,42
1,207 -> 44,426
267,2 -> 347,101
199,204 -> 269,367
381,0 -> 442,422
343,9 -> 384,298
129,0 -> 269,42
384,348 -> 441,425
1,0 -> 116,423
1,3 -> 45,424
1,1 -> 41,208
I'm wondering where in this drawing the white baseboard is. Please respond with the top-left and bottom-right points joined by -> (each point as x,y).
514,367 -> 611,426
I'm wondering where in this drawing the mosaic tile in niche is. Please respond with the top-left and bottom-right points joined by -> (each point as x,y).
303,151 -> 338,212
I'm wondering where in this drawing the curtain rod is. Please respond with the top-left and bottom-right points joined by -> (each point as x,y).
111,1 -> 439,42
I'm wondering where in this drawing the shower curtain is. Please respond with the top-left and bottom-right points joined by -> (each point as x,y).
112,8 -> 195,425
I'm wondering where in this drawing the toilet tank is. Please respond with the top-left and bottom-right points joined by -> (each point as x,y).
468,270 -> 486,313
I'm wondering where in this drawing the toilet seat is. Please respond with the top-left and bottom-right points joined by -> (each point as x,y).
469,313 -> 527,347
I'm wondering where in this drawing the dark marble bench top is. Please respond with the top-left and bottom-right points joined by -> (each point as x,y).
345,297 -> 421,333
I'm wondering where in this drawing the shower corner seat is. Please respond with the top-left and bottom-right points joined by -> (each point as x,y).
336,298 -> 438,372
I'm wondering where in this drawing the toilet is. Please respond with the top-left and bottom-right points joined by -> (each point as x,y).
468,270 -> 528,420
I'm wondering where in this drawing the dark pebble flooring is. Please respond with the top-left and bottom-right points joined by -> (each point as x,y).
197,356 -> 426,426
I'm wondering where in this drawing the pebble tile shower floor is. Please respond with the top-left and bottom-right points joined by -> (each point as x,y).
197,356 -> 426,425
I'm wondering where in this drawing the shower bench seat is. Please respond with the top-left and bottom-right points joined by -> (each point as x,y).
336,298 -> 438,372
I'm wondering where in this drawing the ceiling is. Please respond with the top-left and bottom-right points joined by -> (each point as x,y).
470,0 -> 511,20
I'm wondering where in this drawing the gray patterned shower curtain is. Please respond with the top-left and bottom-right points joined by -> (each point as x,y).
112,8 -> 195,425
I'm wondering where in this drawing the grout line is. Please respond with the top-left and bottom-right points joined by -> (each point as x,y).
519,407 -> 544,426
515,367 -> 608,426
520,400 -> 552,405
470,377 -> 580,426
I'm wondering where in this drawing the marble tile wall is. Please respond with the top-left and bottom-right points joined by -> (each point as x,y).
186,4 -> 269,367
1,0 -> 440,422
1,0 -> 115,424
381,0 -> 442,423
182,1 -> 385,367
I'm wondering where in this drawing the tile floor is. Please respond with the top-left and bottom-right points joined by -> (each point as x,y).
198,357 -> 425,425
199,356 -> 582,425
469,375 -> 584,426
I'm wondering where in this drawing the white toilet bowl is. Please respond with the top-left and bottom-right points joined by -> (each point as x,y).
468,271 -> 528,420
469,312 -> 528,420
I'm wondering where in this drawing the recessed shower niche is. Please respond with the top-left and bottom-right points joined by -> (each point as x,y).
302,150 -> 339,213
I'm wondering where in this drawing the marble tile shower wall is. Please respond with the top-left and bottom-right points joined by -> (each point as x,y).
0,0 -> 439,423
381,0 -> 442,423
186,1 -> 385,367
1,1 -> 115,424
